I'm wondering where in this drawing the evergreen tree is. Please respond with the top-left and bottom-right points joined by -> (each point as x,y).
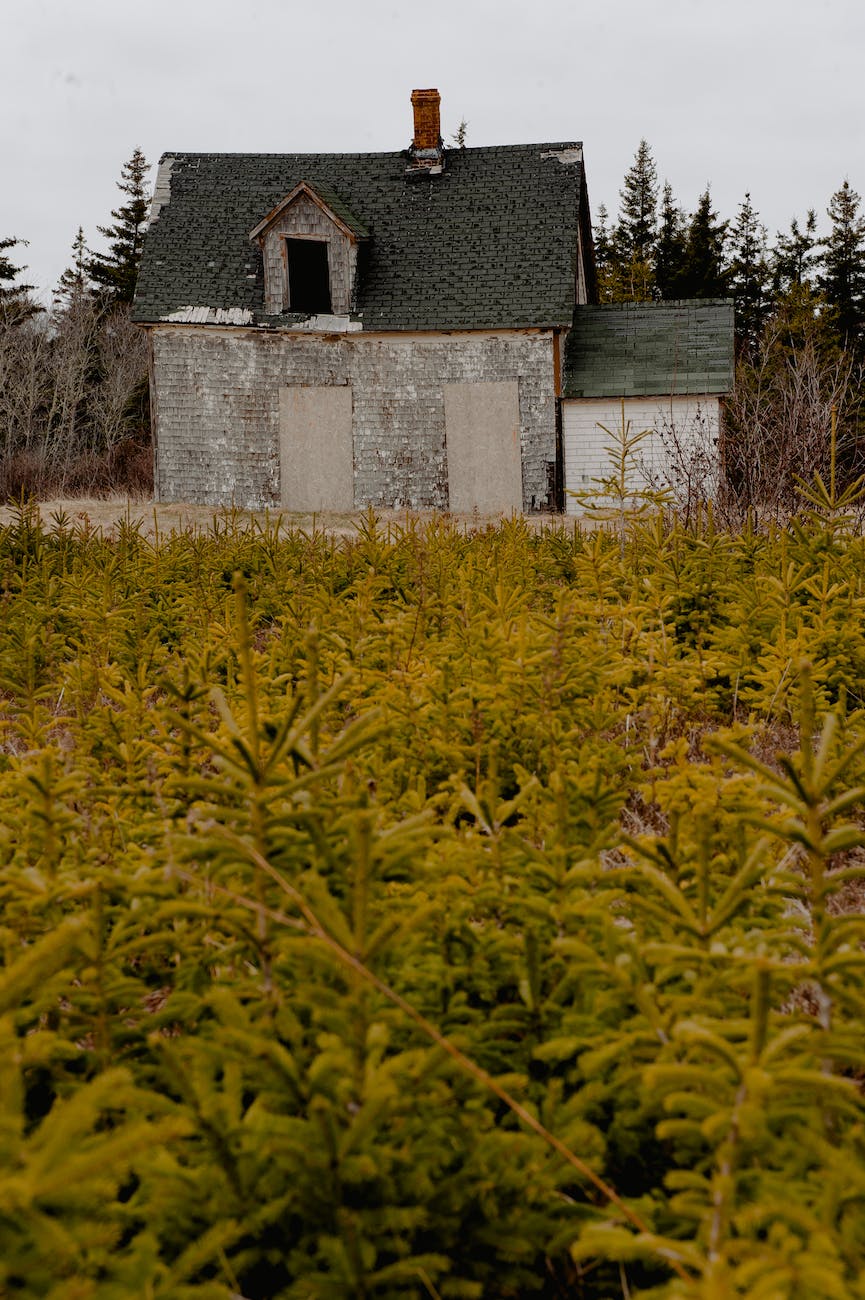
728,193 -> 771,355
772,210 -> 819,294
615,139 -> 658,265
593,203 -> 631,303
818,179 -> 865,350
0,237 -> 40,324
54,226 -> 91,311
770,280 -> 842,363
88,148 -> 151,306
593,203 -> 613,274
653,181 -> 689,300
678,187 -> 729,299
605,140 -> 658,300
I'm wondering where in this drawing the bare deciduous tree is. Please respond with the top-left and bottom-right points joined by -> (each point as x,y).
0,300 -> 150,498
722,322 -> 863,520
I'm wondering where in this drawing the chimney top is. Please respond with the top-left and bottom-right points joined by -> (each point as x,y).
408,88 -> 443,176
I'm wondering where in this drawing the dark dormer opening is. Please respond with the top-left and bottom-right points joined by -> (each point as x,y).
286,238 -> 331,313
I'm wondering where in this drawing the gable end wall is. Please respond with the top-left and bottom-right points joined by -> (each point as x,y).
150,327 -> 557,512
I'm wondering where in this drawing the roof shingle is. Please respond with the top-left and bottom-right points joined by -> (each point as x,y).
133,144 -> 586,331
562,300 -> 735,398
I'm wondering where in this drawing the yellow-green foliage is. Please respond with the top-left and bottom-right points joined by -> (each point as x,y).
1,501 -> 865,1298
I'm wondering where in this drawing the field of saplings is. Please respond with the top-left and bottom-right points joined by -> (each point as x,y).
2,493 -> 865,1299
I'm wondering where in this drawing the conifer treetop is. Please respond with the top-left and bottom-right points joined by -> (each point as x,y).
819,178 -> 865,350
0,236 -> 41,324
54,226 -> 91,311
88,147 -> 151,307
616,138 -> 659,264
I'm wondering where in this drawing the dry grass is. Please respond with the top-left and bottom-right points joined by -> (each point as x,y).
0,496 -> 565,540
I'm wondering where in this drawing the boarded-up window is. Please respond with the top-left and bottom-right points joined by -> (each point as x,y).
279,386 -> 353,511
445,381 -> 523,513
285,238 -> 331,314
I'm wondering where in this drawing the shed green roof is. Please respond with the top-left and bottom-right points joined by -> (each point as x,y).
133,144 -> 590,331
563,300 -> 735,398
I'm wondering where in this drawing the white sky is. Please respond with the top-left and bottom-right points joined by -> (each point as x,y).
4,0 -> 863,301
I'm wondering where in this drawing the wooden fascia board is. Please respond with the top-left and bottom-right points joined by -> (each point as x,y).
577,173 -> 599,304
248,181 -> 363,244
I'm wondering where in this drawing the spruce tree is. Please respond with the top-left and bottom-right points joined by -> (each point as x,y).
616,139 -> 658,264
594,222 -> 653,304
593,203 -> 628,302
818,179 -> 865,351
772,210 -> 819,294
653,181 -> 689,300
608,140 -> 658,300
0,237 -> 40,324
593,204 -> 613,275
54,227 -> 91,311
728,193 -> 771,355
88,148 -> 151,306
679,187 -> 729,299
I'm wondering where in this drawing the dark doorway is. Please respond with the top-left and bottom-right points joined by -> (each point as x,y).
286,239 -> 331,313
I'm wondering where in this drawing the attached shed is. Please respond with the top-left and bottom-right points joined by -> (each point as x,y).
561,300 -> 735,512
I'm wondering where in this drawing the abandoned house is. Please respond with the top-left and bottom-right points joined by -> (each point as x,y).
133,89 -> 734,513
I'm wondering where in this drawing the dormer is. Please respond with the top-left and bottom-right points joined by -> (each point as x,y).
249,181 -> 369,318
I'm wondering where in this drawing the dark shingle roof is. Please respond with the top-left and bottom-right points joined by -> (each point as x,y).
563,300 -> 735,398
133,144 -> 587,330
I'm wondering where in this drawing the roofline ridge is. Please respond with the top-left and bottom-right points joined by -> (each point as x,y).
155,141 -> 585,163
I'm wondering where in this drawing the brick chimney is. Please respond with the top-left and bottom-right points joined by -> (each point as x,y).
407,88 -> 444,175
412,89 -> 441,151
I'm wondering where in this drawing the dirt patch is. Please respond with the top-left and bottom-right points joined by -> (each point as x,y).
0,496 -> 567,540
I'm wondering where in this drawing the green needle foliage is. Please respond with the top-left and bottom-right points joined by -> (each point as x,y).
2,498 -> 865,1296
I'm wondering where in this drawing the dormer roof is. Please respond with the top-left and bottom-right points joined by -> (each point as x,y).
248,180 -> 371,244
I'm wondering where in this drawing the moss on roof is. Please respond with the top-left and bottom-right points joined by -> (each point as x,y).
133,144 -> 587,331
563,300 -> 735,398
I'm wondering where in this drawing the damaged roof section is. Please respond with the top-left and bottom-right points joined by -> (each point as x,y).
563,300 -> 735,398
161,306 -> 254,325
134,144 -> 588,332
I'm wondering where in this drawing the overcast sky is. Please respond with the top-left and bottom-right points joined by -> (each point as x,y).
4,0 -> 863,301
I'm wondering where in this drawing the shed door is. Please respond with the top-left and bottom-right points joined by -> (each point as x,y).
279,385 -> 353,512
444,381 -> 522,513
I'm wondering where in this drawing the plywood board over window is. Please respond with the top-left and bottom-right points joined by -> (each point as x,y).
445,381 -> 523,513
279,386 -> 354,511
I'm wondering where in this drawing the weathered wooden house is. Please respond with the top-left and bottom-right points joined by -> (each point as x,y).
133,90 -> 733,513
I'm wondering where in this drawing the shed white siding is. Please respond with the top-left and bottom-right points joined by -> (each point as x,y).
562,395 -> 721,514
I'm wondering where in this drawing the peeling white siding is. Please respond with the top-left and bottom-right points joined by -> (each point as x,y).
148,156 -> 175,226
540,147 -> 583,165
162,306 -> 255,325
287,314 -> 362,333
